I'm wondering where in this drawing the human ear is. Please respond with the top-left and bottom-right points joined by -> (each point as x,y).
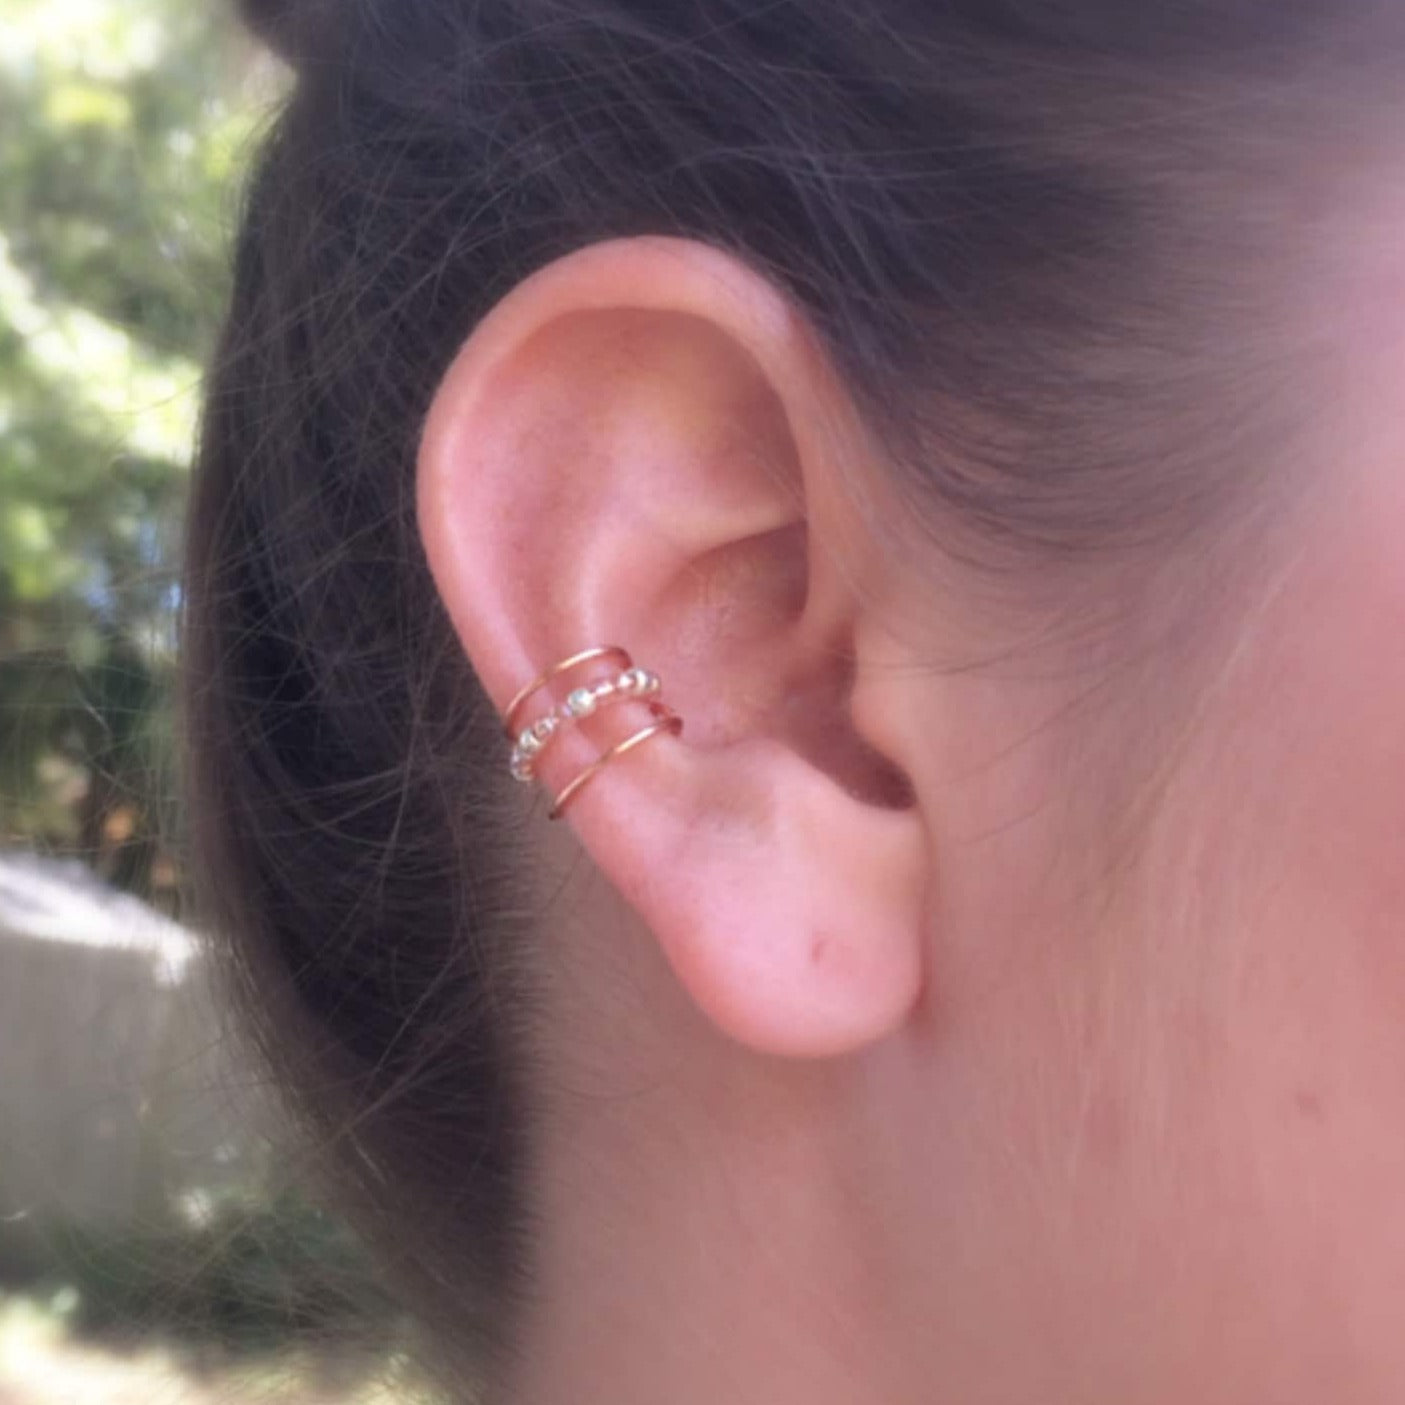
417,236 -> 927,1059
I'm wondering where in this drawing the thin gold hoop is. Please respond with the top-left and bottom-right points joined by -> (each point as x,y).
547,712 -> 683,820
503,645 -> 631,739
507,661 -> 662,782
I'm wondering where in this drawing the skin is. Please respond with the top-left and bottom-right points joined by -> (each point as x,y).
417,232 -> 1405,1403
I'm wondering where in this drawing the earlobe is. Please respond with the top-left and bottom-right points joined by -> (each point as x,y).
670,742 -> 928,1057
417,236 -> 928,1059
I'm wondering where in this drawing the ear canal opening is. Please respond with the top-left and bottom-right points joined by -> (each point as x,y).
807,719 -> 917,811
782,646 -> 917,813
848,741 -> 917,811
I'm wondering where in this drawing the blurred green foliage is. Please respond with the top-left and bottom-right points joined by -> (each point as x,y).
0,16 -> 420,1381
0,0 -> 280,896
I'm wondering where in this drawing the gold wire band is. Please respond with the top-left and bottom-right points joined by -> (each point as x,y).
547,712 -> 683,820
503,645 -> 631,739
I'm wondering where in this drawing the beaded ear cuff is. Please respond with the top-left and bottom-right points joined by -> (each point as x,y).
503,645 -> 682,818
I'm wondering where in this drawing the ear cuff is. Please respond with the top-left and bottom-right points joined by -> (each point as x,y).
503,645 -> 683,819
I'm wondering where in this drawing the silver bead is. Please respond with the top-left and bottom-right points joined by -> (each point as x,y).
619,666 -> 659,696
565,686 -> 598,717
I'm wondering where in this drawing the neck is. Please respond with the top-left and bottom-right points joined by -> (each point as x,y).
497,1035 -> 909,1405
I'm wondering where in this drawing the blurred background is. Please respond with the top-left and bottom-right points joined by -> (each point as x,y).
0,2 -> 428,1399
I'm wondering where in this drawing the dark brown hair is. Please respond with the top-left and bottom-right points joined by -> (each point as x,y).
184,0 -> 1398,1379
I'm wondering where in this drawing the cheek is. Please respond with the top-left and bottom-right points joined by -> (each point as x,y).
1189,467 -> 1405,1339
1260,472 -> 1405,958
